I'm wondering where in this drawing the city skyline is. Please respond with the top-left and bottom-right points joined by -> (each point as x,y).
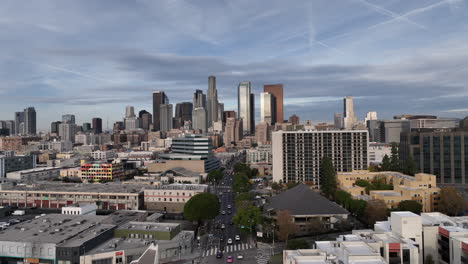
0,1 -> 467,129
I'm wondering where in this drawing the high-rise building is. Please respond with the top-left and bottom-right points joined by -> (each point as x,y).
113,122 -> 124,132
367,120 -> 383,142
207,76 -> 219,126
343,96 -> 357,130
51,121 -> 61,134
381,120 -> 410,143
0,121 -> 15,136
125,106 -> 135,118
62,114 -> 76,124
82,123 -> 92,132
272,130 -> 369,185
152,91 -> 168,131
59,123 -> 77,143
400,127 -> 468,185
175,102 -> 193,124
288,114 -> 300,125
193,90 -> 206,108
238,82 -> 254,135
364,111 -> 377,123
260,92 -> 276,125
255,122 -> 270,145
334,113 -> 343,129
159,104 -> 173,132
138,110 -> 152,131
264,84 -> 283,123
192,107 -> 207,133
223,111 -> 236,124
23,107 -> 36,135
217,103 -> 224,124
224,118 -> 243,147
14,112 -> 24,136
92,118 -> 103,134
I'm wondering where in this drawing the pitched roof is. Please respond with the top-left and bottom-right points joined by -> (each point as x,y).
265,184 -> 349,216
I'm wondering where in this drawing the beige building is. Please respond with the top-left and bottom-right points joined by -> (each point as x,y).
148,160 -> 206,174
337,170 -> 440,212
144,184 -> 208,213
60,167 -> 81,178
224,117 -> 242,148
255,121 -> 271,145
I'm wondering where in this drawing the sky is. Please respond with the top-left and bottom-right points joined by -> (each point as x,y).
0,0 -> 467,131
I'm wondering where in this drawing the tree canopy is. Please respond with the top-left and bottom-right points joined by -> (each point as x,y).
319,156 -> 336,198
397,200 -> 422,214
438,187 -> 466,216
381,154 -> 391,171
233,205 -> 262,233
207,169 -> 223,183
390,143 -> 400,171
364,200 -> 388,226
233,172 -> 252,193
184,193 -> 220,222
286,239 -> 310,250
276,210 -> 297,242
402,158 -> 418,176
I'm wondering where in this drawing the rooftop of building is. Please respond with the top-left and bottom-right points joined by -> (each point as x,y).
158,153 -> 206,160
421,212 -> 468,229
160,167 -> 202,178
117,221 -> 179,232
0,214 -> 115,245
7,167 -> 59,174
144,183 -> 208,191
273,129 -> 368,134
1,181 -> 146,194
265,184 -> 349,216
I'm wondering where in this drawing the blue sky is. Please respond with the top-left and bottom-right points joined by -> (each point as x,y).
0,0 -> 467,130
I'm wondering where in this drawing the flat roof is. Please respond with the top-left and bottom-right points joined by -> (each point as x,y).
118,221 -> 179,232
1,182 -> 146,194
0,214 -> 114,245
8,167 -> 59,174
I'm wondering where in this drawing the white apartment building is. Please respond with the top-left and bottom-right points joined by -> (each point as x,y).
369,142 -> 392,164
144,184 -> 208,213
284,211 -> 468,264
92,150 -> 116,160
61,203 -> 97,215
272,130 -> 368,186
246,144 -> 272,164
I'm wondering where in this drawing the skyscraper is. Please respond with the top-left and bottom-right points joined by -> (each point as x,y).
260,92 -> 276,125
334,113 -> 343,129
192,107 -> 207,133
224,117 -> 243,148
62,114 -> 76,124
207,76 -> 219,126
92,118 -> 103,134
82,123 -> 92,132
160,104 -> 173,132
59,123 -> 77,143
255,121 -> 270,145
343,96 -> 357,130
264,84 -> 283,123
125,106 -> 135,118
238,81 -> 254,135
217,103 -> 224,123
223,111 -> 236,124
364,111 -> 378,123
138,110 -> 152,130
152,91 -> 168,131
14,112 -> 24,135
23,107 -> 36,135
288,114 -> 300,125
175,102 -> 193,123
51,121 -> 61,135
0,120 -> 15,136
193,90 -> 206,108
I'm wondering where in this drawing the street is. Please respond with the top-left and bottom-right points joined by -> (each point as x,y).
198,158 -> 271,264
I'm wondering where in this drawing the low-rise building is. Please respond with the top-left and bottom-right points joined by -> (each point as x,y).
159,167 -> 204,184
61,203 -> 97,215
59,167 -> 81,178
80,160 -> 124,181
144,184 -> 209,213
0,153 -> 36,177
246,144 -> 272,164
92,150 -> 117,160
0,182 -> 144,210
265,184 -> 349,234
337,170 -> 440,212
6,167 -> 60,181
369,142 -> 392,164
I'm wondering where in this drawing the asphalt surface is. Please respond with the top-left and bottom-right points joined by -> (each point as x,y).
198,159 -> 271,264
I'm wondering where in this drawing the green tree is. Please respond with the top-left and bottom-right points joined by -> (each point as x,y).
381,154 -> 391,171
349,199 -> 367,218
184,193 -> 220,235
207,169 -> 223,183
438,187 -> 466,216
233,172 -> 252,193
286,239 -> 309,250
402,158 -> 418,176
234,192 -> 254,209
233,205 -> 262,233
320,157 -> 336,198
397,200 -> 422,214
355,179 -> 372,194
271,182 -> 281,192
390,143 -> 400,171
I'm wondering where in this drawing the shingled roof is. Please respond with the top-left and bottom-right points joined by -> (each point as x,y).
265,183 -> 349,216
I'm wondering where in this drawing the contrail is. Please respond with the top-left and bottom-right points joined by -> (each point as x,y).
355,0 -> 428,30
32,62 -> 114,83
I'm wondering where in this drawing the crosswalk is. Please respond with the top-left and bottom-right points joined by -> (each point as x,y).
255,244 -> 272,264
202,243 -> 254,257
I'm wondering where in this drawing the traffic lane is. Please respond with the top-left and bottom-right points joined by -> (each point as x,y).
201,248 -> 258,264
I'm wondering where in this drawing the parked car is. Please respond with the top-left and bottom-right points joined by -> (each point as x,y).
226,256 -> 233,263
216,251 -> 223,259
227,238 -> 233,244
237,254 -> 244,259
235,235 -> 240,241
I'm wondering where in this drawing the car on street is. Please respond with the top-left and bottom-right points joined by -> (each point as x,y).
216,251 -> 223,259
237,254 -> 244,259
227,205 -> 232,209
219,192 -> 223,196
227,210 -> 232,215
226,256 -> 233,263
235,235 -> 240,241
220,236 -> 224,241
227,238 -> 233,244
222,211 -> 226,215
221,224 -> 225,229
